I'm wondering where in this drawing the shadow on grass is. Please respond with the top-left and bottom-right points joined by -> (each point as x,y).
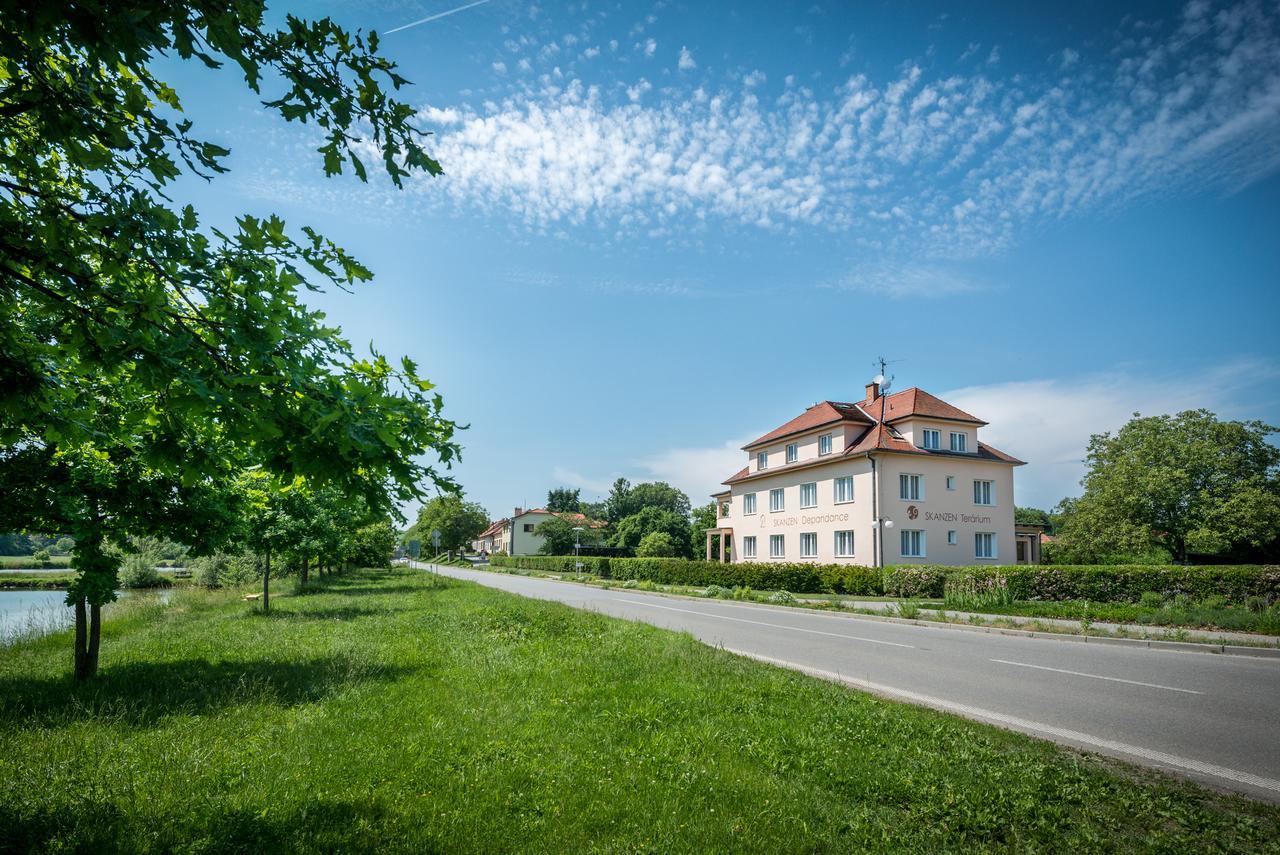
293,583 -> 441,597
0,654 -> 411,728
255,605 -> 407,621
2,796 -> 448,854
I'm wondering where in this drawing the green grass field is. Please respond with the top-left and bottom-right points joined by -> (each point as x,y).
2,567 -> 1277,852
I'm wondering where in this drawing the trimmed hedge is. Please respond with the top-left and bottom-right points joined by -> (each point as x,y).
489,555 -> 1280,604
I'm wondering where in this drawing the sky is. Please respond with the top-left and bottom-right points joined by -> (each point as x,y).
161,0 -> 1280,519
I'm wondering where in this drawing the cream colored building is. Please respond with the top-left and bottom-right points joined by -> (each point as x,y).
707,381 -> 1027,567
476,508 -> 606,556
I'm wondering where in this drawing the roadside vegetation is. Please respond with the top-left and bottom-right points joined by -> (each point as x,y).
3,567 -> 1278,852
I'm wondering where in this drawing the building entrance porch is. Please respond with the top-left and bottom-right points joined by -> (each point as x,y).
704,528 -> 732,563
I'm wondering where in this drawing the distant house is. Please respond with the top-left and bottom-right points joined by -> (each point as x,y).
472,518 -> 510,554
477,507 -> 606,556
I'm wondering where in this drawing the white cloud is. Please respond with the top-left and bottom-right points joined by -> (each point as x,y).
491,61 -> 507,75
1059,47 -> 1080,69
641,37 -> 657,58
635,436 -> 760,505
822,263 -> 985,298
382,2 -> 1280,256
986,45 -> 1001,65
943,358 -> 1280,509
743,69 -> 767,87
583,46 -> 600,59
678,45 -> 696,71
550,466 -> 617,496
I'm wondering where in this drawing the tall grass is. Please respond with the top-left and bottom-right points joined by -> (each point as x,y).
944,573 -> 1015,611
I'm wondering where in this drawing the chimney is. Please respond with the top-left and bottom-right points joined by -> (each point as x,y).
865,381 -> 879,404
514,507 -> 524,517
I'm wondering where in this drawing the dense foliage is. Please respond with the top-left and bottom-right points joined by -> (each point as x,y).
545,487 -> 581,513
0,2 -> 459,677
406,495 -> 489,553
533,515 -> 602,555
1049,410 -> 1280,563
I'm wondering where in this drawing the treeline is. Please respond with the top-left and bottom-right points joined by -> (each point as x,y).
1,8 -> 457,679
535,479 -> 712,559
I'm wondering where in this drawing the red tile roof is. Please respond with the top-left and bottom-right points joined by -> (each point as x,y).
743,401 -> 873,449
517,509 -> 608,528
477,519 -> 508,538
857,387 -> 986,425
721,388 -> 1020,487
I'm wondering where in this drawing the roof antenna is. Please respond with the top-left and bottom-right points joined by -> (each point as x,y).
872,356 -> 897,427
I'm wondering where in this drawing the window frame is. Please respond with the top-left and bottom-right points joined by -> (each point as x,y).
757,451 -> 768,470
975,531 -> 997,559
719,501 -> 730,518
819,433 -> 833,455
900,529 -> 926,558
743,492 -> 757,515
947,530 -> 957,545
834,475 -> 855,504
921,428 -> 940,450
800,531 -> 818,558
769,534 -> 785,559
973,479 -> 995,506
899,473 -> 924,501
785,442 -> 798,463
769,488 -> 785,513
799,481 -> 818,509
742,536 -> 757,559
950,431 -> 967,452
945,475 -> 956,491
834,530 -> 855,557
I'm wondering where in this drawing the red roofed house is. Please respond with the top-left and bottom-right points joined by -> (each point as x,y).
477,508 -> 608,556
707,378 -> 1028,567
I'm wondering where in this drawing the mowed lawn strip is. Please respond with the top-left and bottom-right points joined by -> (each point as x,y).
1,568 -> 1277,853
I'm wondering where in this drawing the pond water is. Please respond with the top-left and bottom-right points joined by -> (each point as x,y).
0,589 -> 163,644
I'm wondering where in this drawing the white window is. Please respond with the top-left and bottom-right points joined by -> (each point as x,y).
950,432 -> 967,452
799,482 -> 818,508
769,534 -> 785,558
834,530 -> 855,557
800,532 -> 818,558
719,502 -> 730,518
947,530 -> 957,545
921,429 -> 940,450
757,451 -> 768,470
786,443 -> 798,463
899,473 -> 923,501
946,476 -> 956,491
743,493 -> 757,515
901,529 -> 925,558
834,476 -> 854,504
769,488 -> 785,512
819,434 -> 833,455
742,536 -> 757,558
974,479 -> 995,506
975,532 -> 996,559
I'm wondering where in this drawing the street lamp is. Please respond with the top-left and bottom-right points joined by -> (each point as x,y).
573,526 -> 584,573
870,518 -> 894,569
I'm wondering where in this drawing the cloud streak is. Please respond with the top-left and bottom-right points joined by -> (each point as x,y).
400,1 -> 1280,258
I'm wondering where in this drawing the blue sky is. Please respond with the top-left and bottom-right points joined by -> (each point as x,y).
164,0 -> 1280,518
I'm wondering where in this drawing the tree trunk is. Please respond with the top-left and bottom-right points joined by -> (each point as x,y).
263,548 -> 271,613
87,603 -> 101,675
301,555 -> 309,585
73,596 -> 88,680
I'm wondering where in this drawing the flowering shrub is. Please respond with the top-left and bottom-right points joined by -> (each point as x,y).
881,566 -> 947,598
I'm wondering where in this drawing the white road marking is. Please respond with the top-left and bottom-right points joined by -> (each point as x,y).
723,647 -> 1280,796
613,597 -> 916,649
989,658 -> 1203,694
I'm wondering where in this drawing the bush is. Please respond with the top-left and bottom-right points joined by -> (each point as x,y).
120,553 -> 162,589
491,556 -> 1280,605
950,564 -> 1280,605
882,566 -> 947,598
31,548 -> 52,566
635,531 -> 678,558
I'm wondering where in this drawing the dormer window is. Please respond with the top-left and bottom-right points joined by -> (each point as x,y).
950,432 -> 967,452
921,429 -> 940,450
785,443 -> 798,463
757,451 -> 768,470
819,434 -> 833,455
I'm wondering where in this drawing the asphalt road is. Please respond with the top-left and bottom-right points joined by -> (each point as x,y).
418,562 -> 1280,802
